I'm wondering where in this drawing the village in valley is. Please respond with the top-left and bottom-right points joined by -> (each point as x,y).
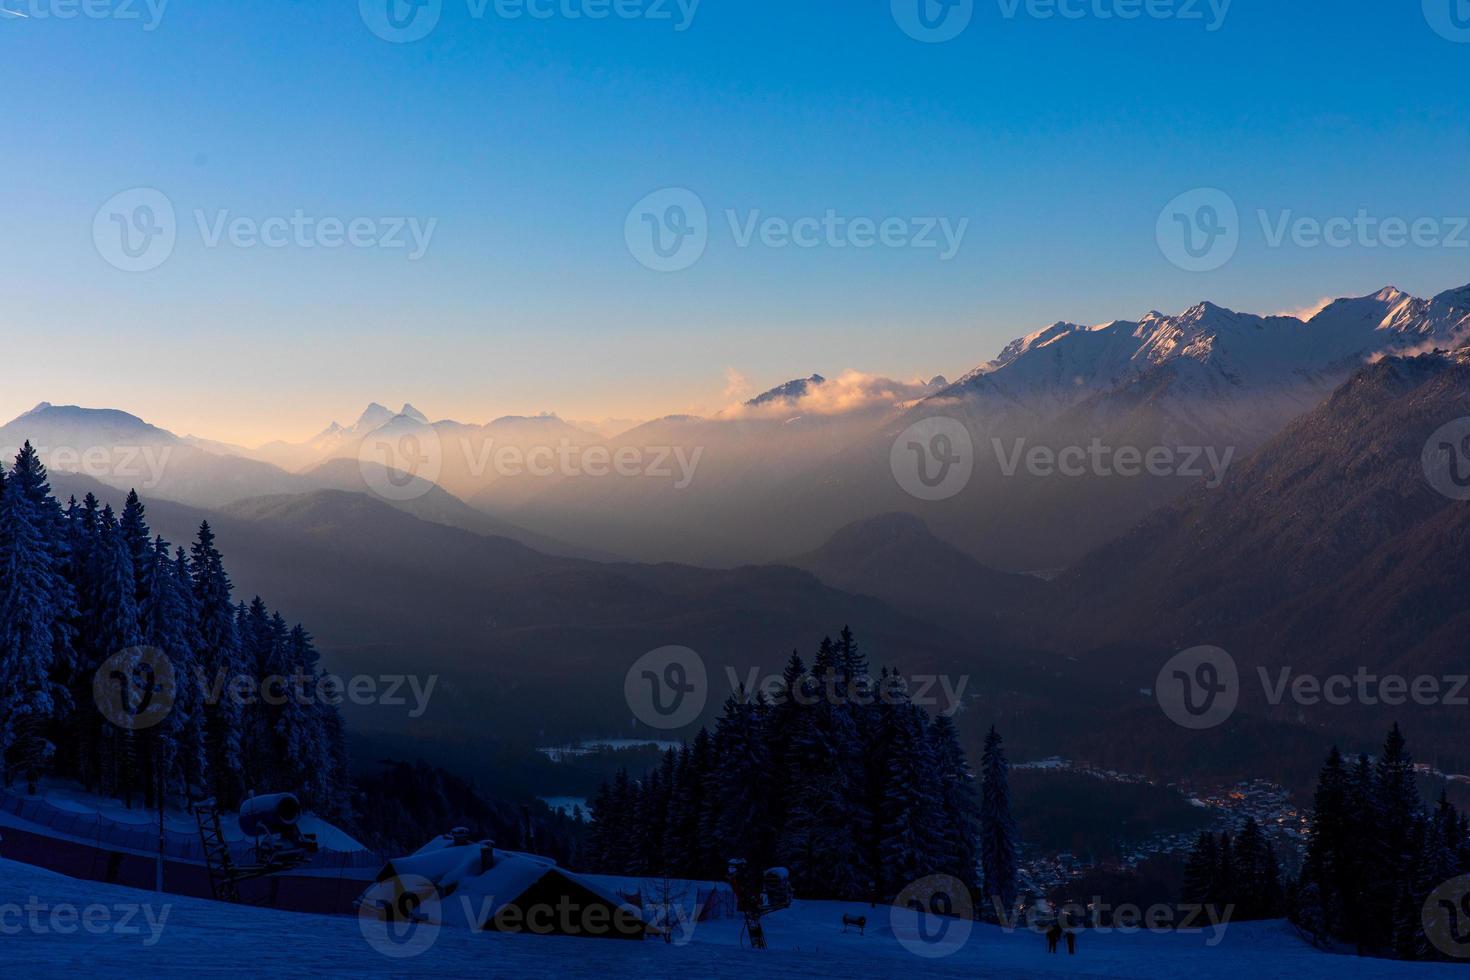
1013,759 -> 1308,901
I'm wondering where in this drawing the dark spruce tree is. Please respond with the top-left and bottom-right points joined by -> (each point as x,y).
979,725 -> 1019,921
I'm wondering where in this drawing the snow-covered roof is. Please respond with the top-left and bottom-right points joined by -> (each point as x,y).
369,838 -> 650,932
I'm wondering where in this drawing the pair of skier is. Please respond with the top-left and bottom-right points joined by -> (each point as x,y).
1045,919 -> 1077,955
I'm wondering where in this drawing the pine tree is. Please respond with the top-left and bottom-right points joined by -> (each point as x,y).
1300,746 -> 1348,935
139,537 -> 208,800
879,701 -> 943,900
929,714 -> 981,894
779,667 -> 864,899
978,726 -> 1019,920
91,511 -> 143,802
712,691 -> 773,871
191,522 -> 244,806
1233,817 -> 1282,919
0,462 -> 67,791
0,447 -> 78,791
117,490 -> 153,604
1183,832 -> 1219,907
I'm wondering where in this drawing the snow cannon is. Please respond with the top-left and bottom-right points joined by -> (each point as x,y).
239,793 -> 303,837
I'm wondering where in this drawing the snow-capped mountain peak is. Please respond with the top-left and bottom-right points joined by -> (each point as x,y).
746,375 -> 827,407
939,280 -> 1470,419
353,402 -> 395,431
1432,281 -> 1470,312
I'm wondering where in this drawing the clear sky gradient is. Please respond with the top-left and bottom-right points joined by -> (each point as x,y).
3,1 -> 1468,443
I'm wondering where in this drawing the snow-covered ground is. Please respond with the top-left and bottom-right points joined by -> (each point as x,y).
0,857 -> 1462,978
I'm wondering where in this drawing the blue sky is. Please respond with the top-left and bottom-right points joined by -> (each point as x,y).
2,0 -> 1468,442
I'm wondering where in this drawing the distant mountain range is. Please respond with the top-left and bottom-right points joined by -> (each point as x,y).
8,280 -> 1470,574
29,317 -> 1470,775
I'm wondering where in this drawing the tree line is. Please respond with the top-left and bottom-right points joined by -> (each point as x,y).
1182,817 -> 1283,920
582,628 -> 1019,911
0,443 -> 348,815
1290,723 -> 1470,961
